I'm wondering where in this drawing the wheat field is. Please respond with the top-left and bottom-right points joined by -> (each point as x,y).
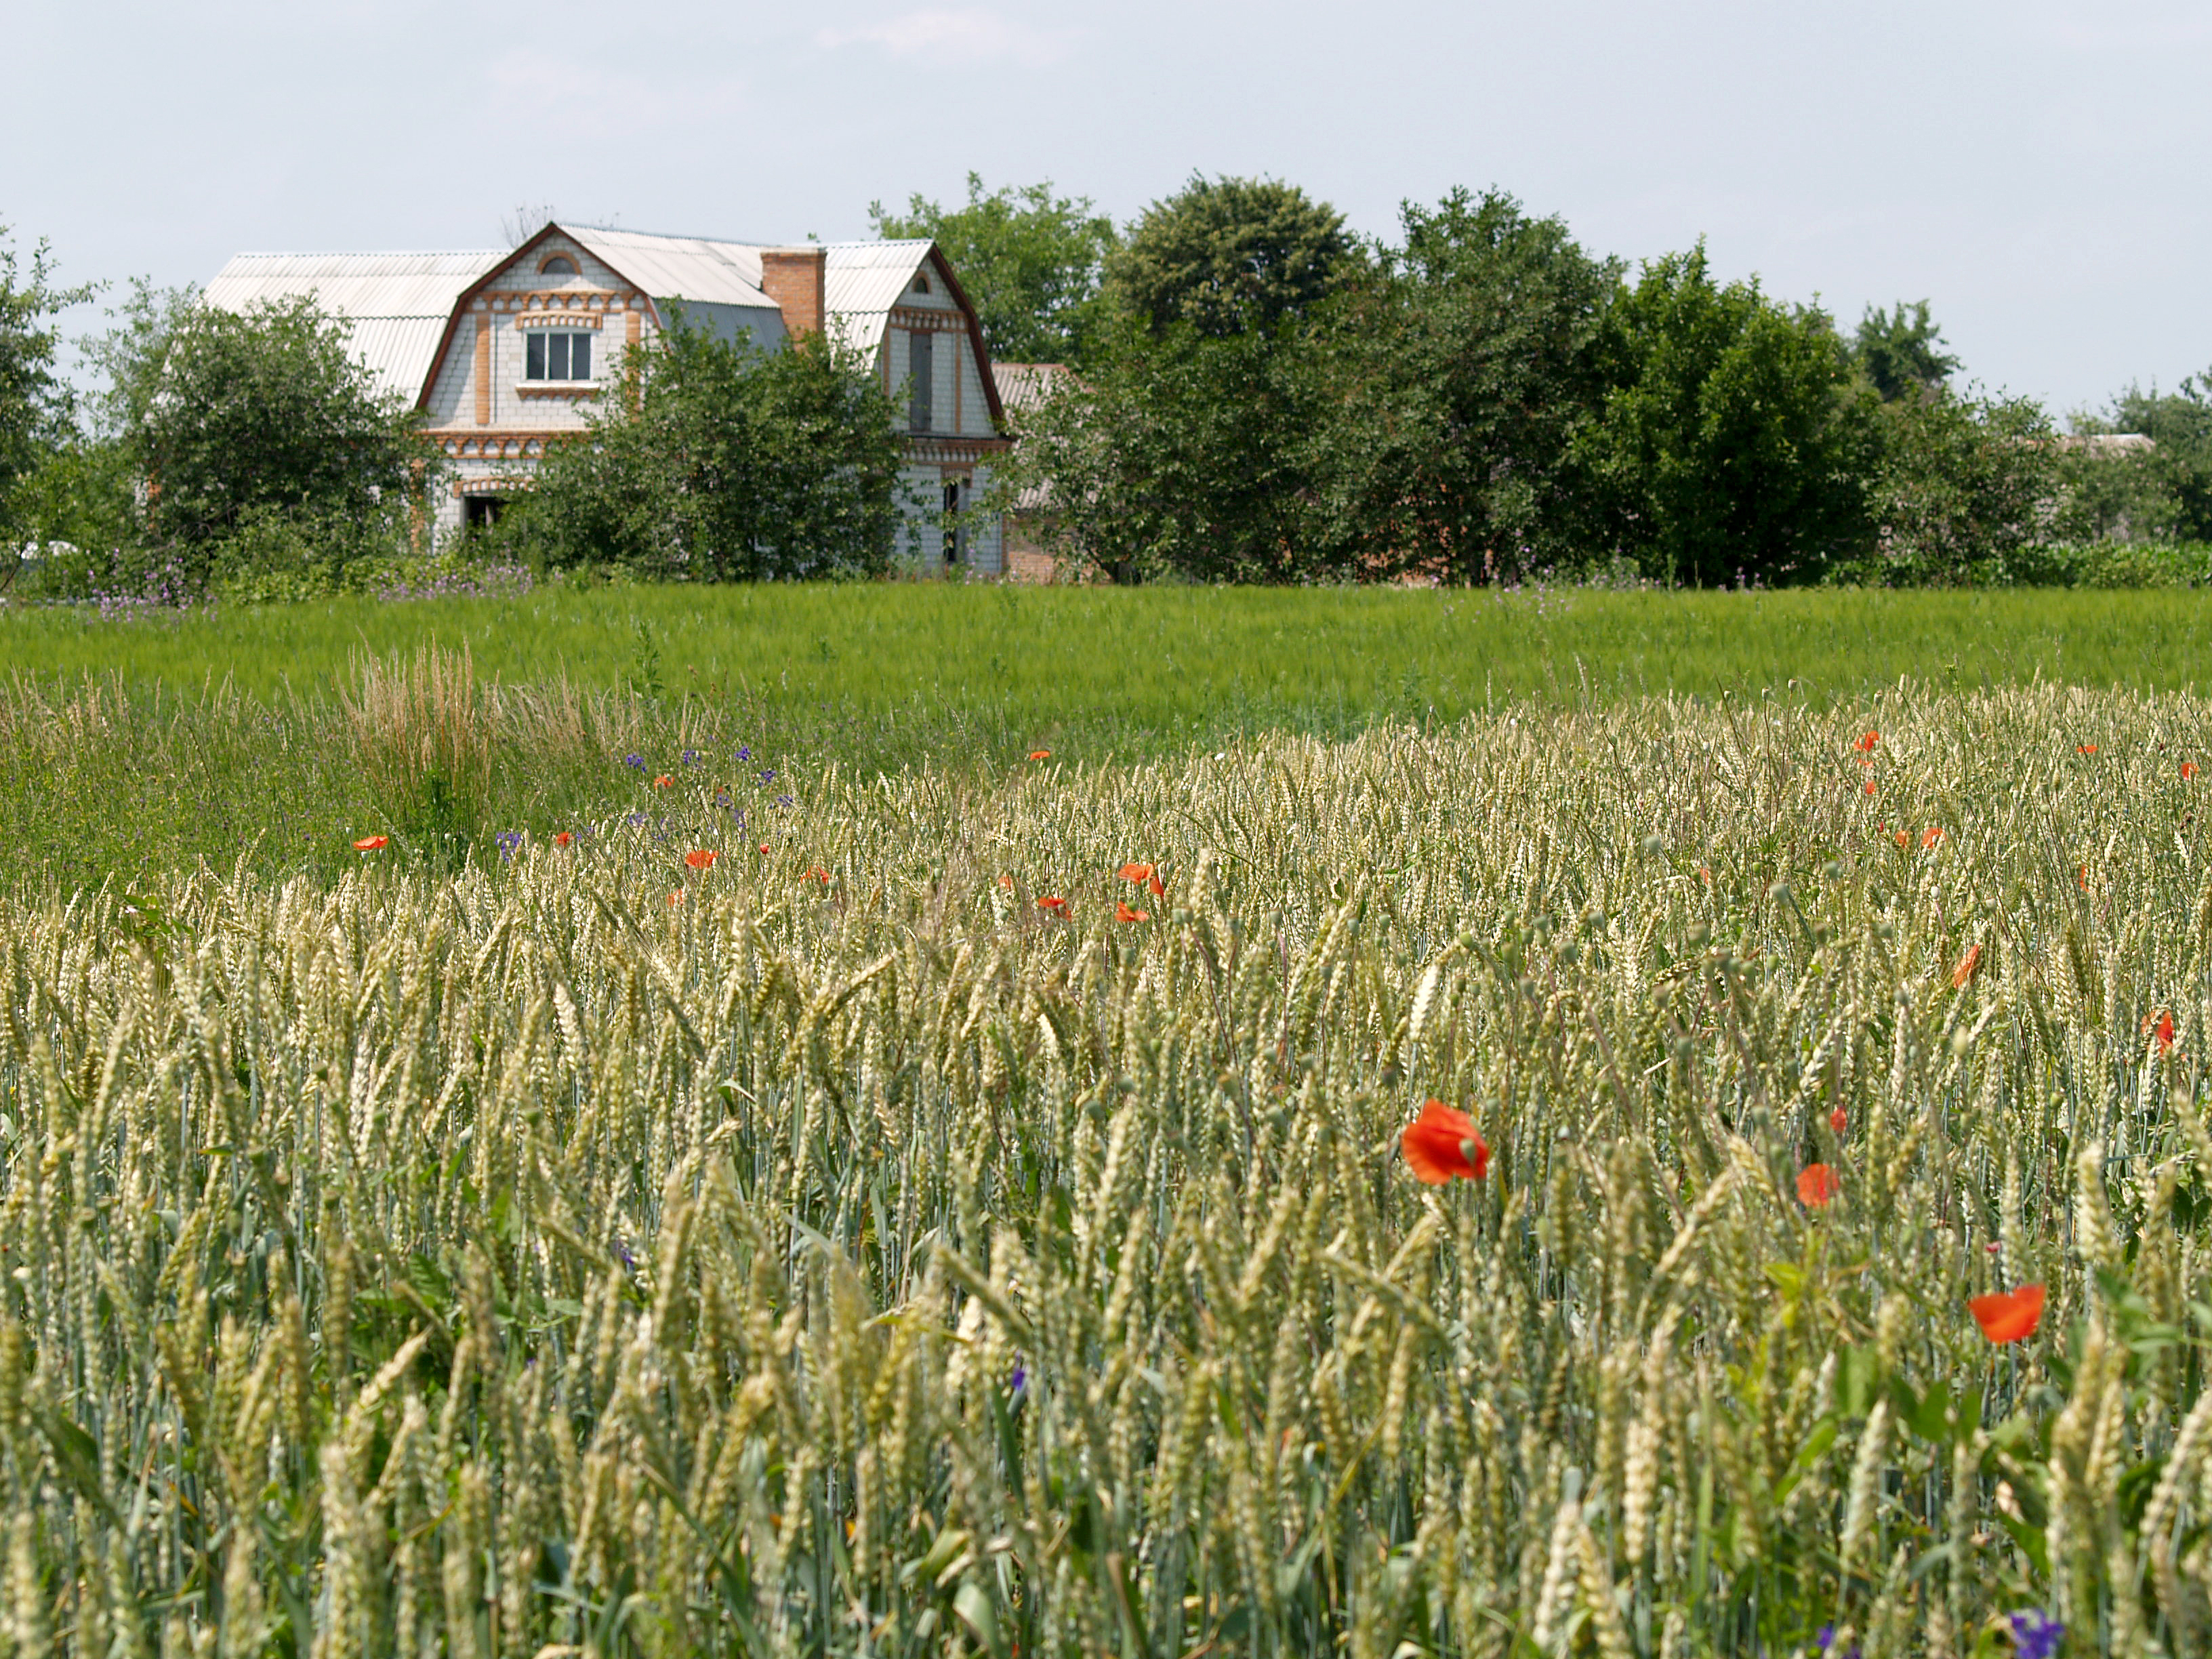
2,671 -> 2208,1658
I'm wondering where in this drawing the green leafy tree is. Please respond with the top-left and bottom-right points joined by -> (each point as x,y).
869,175 -> 1118,366
1850,389 -> 2056,584
1572,247 -> 1872,586
1000,314 -> 1338,583
0,225 -> 96,558
1107,175 -> 1355,338
2057,371 -> 2212,545
517,318 -> 901,580
1313,188 -> 1620,581
122,292 -> 430,569
1851,300 -> 1960,403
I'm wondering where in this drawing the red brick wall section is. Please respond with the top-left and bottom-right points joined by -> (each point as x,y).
760,249 -> 825,337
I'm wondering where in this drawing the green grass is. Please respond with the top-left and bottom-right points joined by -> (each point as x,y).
4,583 -> 2208,893
8,583 -> 2212,733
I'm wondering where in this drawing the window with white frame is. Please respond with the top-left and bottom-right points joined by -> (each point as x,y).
525,331 -> 593,382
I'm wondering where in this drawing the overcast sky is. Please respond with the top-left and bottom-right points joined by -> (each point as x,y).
9,0 -> 2207,417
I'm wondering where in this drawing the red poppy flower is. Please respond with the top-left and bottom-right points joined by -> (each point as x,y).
1148,872 -> 1166,897
2078,864 -> 2089,891
1037,895 -> 1067,914
805,867 -> 830,884
758,842 -> 771,855
1797,1164 -> 1839,1208
1921,826 -> 1944,849
1969,1284 -> 2045,1344
684,849 -> 718,870
1027,750 -> 1051,761
554,832 -> 573,847
1893,831 -> 1908,848
653,775 -> 674,789
1864,780 -> 1877,796
1114,901 -> 1149,923
2149,1010 -> 2176,1052
1829,1107 -> 1847,1134
1117,862 -> 1154,883
998,874 -> 1015,889
1401,1099 -> 1489,1184
353,835 -> 389,851
1854,732 -> 1879,752
2186,761 -> 2200,781
667,890 -> 685,906
2077,744 -> 2097,755
1950,943 -> 1982,988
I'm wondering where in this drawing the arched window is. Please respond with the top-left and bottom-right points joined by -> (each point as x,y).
912,273 -> 932,294
540,253 -> 578,276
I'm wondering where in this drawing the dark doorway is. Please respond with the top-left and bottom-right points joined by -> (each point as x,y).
464,495 -> 507,531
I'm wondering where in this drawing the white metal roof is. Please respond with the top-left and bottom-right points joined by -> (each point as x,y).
821,239 -> 935,354
563,226 -> 776,309
202,251 -> 499,400
991,362 -> 1073,415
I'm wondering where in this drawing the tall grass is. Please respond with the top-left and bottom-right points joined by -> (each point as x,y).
5,583 -> 2212,718
2,680 -> 2209,1654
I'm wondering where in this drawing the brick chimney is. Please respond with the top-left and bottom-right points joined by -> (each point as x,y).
760,247 -> 826,338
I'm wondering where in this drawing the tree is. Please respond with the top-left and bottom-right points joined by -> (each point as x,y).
1107,175 -> 1355,337
1851,301 -> 1960,403
2062,370 -> 2212,544
121,293 -> 429,562
1002,314 -> 1337,583
870,175 -> 1118,366
517,318 -> 901,581
0,225 -> 96,552
1313,188 -> 1621,581
1571,247 -> 1872,586
1854,390 -> 2056,584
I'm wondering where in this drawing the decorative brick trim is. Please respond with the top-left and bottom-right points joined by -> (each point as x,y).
903,435 -> 1010,465
537,250 -> 581,274
476,289 -> 639,316
472,317 -> 491,426
514,312 -> 603,331
516,384 -> 600,399
888,306 -> 968,332
434,432 -> 577,461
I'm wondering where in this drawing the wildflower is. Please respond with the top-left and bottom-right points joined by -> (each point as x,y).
2009,1610 -> 2063,1659
1797,1164 -> 1840,1208
1893,831 -> 1908,848
2078,864 -> 2089,890
1853,731 -> 1879,752
1950,943 -> 1982,987
1968,1284 -> 2046,1344
2078,743 -> 2097,755
1118,862 -> 1155,884
1148,872 -> 1166,897
667,890 -> 684,906
1921,826 -> 1943,849
760,769 -> 776,785
1401,1099 -> 1489,1184
998,874 -> 1015,888
1009,1363 -> 1027,1395
626,811 -> 649,828
623,753 -> 645,771
554,831 -> 573,847
2186,761 -> 2199,780
353,835 -> 389,851
680,748 -> 701,766
1830,1107 -> 1847,1134
776,794 -> 794,808
758,842 -> 771,855
2148,1009 -> 2176,1052
1037,895 -> 1067,914
684,849 -> 718,870
735,744 -> 752,761
1864,780 -> 1877,795
805,867 -> 830,884
1027,749 -> 1051,760
1115,901 -> 1150,923
496,830 -> 525,863
653,774 -> 674,789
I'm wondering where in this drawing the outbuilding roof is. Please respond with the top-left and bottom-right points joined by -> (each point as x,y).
201,251 -> 498,399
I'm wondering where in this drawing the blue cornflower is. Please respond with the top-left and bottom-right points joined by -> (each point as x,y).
623,753 -> 646,771
735,745 -> 752,761
495,830 -> 525,863
1009,1363 -> 1026,1395
680,748 -> 701,766
776,794 -> 794,809
626,811 -> 649,828
2011,1612 -> 2062,1659
730,808 -> 747,830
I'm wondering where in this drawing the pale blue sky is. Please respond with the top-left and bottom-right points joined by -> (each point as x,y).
9,0 -> 2207,416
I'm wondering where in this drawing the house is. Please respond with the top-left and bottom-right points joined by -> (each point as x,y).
989,361 -> 1077,581
202,222 -> 1012,571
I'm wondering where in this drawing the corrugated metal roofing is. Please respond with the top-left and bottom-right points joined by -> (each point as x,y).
202,251 -> 498,399
991,362 -> 1073,415
563,226 -> 775,309
823,240 -> 933,354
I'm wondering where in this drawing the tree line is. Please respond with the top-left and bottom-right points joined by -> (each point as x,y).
3,180 -> 2209,598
